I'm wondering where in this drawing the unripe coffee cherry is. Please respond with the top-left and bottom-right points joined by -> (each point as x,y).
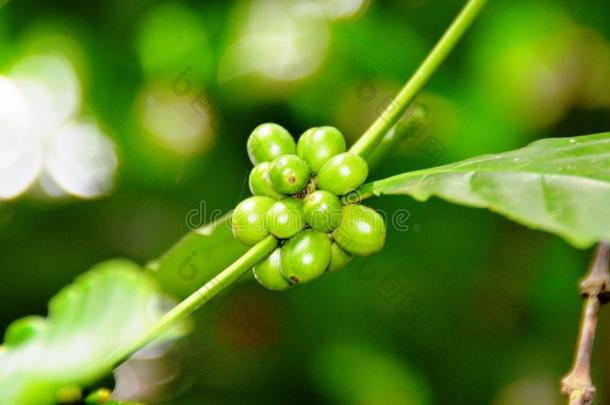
269,155 -> 310,195
253,248 -> 292,290
267,198 -> 305,239
302,190 -> 342,232
249,162 -> 283,199
232,196 -> 275,245
333,204 -> 386,256
280,230 -> 331,284
327,243 -> 352,272
247,123 -> 296,164
297,126 -> 346,173
317,152 -> 368,196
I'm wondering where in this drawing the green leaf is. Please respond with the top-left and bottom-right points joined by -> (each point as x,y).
362,132 -> 610,248
146,213 -> 249,297
0,260 -> 165,405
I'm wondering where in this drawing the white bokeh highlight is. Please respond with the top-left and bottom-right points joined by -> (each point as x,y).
0,76 -> 42,199
0,53 -> 118,200
45,122 -> 118,198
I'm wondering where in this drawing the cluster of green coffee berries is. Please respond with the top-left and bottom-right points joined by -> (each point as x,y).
231,123 -> 386,290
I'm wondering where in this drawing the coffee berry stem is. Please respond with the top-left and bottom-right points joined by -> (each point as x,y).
349,0 -> 488,158
366,103 -> 427,170
107,235 -> 278,367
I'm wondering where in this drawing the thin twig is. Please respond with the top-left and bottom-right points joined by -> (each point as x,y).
561,243 -> 610,405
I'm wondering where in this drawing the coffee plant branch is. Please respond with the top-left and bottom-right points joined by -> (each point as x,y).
562,243 -> 610,405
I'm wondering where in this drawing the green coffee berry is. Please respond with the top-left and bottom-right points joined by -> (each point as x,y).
333,204 -> 386,256
247,123 -> 296,164
280,230 -> 331,284
317,152 -> 368,196
297,126 -> 346,173
327,242 -> 352,272
249,162 -> 283,199
4,316 -> 47,348
302,190 -> 342,232
253,248 -> 292,290
232,196 -> 275,245
267,198 -> 305,239
269,154 -> 311,195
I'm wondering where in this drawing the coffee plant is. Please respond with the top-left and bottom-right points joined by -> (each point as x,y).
1,0 -> 608,404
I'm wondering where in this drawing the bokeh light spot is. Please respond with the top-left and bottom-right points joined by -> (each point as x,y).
10,53 -> 81,136
0,76 -> 42,199
44,122 -> 118,199
219,0 -> 330,83
137,82 -> 215,156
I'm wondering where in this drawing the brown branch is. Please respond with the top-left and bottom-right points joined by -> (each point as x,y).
561,243 -> 610,405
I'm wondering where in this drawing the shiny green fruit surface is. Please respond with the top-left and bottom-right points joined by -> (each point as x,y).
267,198 -> 305,239
317,152 -> 368,196
327,243 -> 353,272
253,248 -> 292,290
333,204 -> 386,256
249,162 -> 283,199
247,123 -> 296,164
232,196 -> 275,245
280,230 -> 331,284
302,190 -> 342,232
269,155 -> 311,195
297,126 -> 346,173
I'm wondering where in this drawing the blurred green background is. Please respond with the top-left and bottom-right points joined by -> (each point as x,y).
1,0 -> 610,403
